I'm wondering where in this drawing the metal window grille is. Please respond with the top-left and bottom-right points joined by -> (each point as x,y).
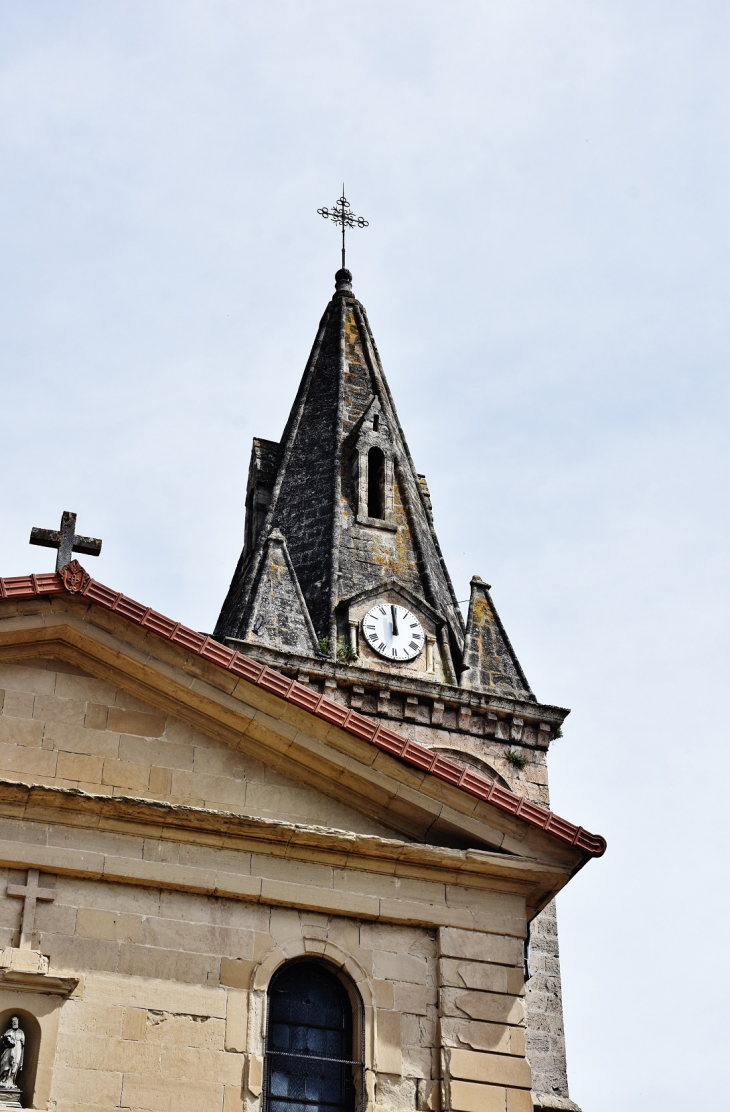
263,962 -> 362,1112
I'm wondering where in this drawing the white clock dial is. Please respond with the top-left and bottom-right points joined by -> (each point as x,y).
362,603 -> 425,662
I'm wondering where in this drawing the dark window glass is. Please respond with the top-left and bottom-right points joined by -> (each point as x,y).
264,962 -> 358,1112
367,447 -> 385,519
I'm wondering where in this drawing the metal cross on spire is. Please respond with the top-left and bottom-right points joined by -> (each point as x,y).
317,185 -> 369,269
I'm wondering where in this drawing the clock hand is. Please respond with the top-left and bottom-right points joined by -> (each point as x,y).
391,605 -> 398,637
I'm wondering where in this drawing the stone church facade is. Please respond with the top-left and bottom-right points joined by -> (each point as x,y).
0,268 -> 604,1112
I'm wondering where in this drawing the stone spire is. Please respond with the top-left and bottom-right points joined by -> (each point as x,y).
215,269 -> 530,699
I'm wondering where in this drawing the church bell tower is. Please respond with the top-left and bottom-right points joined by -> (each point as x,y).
215,266 -> 583,1111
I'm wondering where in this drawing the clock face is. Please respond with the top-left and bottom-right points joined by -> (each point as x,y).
362,603 -> 424,662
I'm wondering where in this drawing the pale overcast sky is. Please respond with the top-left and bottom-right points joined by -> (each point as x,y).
1,3 -> 728,1108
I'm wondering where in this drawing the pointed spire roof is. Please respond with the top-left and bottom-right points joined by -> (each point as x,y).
461,577 -> 533,699
215,270 -> 465,660
241,528 -> 320,657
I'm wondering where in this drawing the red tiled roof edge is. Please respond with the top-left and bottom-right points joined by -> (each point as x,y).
0,569 -> 607,858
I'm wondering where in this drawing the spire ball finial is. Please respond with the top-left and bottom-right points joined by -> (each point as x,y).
335,268 -> 353,295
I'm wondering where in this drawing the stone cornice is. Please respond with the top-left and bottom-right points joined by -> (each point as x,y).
0,780 -> 572,922
228,641 -> 564,715
226,639 -> 568,732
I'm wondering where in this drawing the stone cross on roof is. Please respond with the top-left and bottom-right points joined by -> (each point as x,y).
30,510 -> 102,572
6,869 -> 55,949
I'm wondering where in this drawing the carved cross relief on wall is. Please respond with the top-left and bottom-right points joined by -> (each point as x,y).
6,870 -> 55,949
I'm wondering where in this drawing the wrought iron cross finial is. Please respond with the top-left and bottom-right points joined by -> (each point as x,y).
317,185 -> 369,269
29,510 -> 102,572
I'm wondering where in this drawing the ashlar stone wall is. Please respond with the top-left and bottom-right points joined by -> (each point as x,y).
0,862 -> 532,1112
0,650 -> 539,1111
438,927 -> 531,1112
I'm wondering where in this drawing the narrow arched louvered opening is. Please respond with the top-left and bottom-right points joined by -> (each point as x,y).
264,961 -> 359,1112
367,447 -> 385,519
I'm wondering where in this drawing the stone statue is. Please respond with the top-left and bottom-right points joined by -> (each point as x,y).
0,1018 -> 24,1090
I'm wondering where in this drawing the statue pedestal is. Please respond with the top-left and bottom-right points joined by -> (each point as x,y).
0,948 -> 79,996
0,949 -> 48,975
0,1085 -> 22,1108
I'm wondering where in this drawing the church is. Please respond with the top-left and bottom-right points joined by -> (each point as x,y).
0,259 -> 604,1112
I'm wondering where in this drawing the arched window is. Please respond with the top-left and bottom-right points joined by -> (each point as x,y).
264,961 -> 358,1112
367,447 -> 385,520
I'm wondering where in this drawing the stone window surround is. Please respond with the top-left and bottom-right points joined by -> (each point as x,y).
354,405 -> 396,531
243,936 -> 377,1112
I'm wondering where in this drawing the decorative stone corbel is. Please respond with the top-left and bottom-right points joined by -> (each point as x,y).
0,948 -> 80,996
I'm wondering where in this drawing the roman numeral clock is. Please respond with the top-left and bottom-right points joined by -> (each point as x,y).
362,604 -> 424,662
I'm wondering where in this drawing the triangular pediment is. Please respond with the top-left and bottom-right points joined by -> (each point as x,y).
0,582 -> 603,881
0,654 -> 400,839
339,578 -> 444,627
